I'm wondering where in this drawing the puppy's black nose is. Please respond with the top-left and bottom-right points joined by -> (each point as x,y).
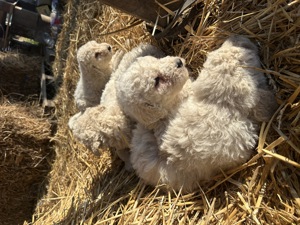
175,58 -> 183,68
107,46 -> 112,51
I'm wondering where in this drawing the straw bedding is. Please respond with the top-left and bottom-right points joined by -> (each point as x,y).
32,0 -> 299,224
0,52 -> 42,97
0,99 -> 53,225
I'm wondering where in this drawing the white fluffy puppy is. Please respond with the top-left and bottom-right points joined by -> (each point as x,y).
127,36 -> 277,192
115,55 -> 190,169
74,41 -> 113,112
116,55 -> 191,129
69,44 -> 165,165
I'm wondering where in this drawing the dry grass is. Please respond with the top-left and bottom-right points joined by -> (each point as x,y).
0,52 -> 42,96
0,98 -> 53,225
31,0 -> 299,224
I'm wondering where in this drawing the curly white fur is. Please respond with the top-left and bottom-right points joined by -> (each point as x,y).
74,41 -> 113,112
116,55 -> 191,129
120,36 -> 277,192
69,44 -> 165,166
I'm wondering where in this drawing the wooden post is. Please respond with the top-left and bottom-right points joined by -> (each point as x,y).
40,61 -> 55,108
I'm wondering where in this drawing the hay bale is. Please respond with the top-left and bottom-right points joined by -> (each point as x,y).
33,0 -> 300,224
0,99 -> 53,225
0,52 -> 42,96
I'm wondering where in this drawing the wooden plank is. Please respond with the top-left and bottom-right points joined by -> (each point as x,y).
100,0 -> 183,27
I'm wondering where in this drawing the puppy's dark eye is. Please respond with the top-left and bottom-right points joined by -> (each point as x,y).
107,46 -> 112,51
154,77 -> 160,88
175,58 -> 183,68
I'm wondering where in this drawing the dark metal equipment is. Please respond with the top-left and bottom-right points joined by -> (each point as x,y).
0,0 -> 51,49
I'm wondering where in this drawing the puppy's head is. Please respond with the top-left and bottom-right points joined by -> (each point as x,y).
117,55 -> 189,126
77,41 -> 113,69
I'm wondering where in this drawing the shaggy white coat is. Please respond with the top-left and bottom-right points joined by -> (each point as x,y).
74,41 -> 113,112
116,55 -> 192,130
69,44 -> 164,164
119,36 -> 277,192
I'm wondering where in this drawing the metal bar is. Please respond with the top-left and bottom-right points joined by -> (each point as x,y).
40,61 -> 55,108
